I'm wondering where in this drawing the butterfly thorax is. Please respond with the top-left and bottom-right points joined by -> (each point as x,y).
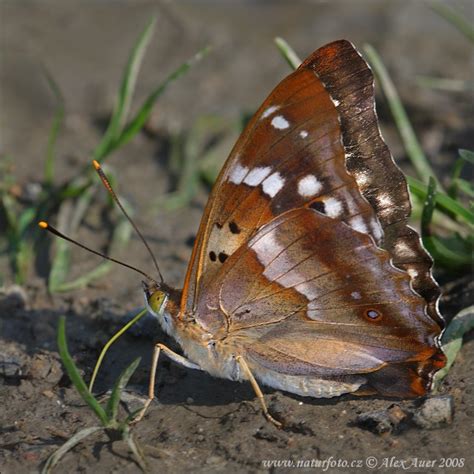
146,286 -> 243,381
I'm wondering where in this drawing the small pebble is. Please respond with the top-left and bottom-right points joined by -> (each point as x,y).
28,353 -> 63,384
413,395 -> 454,429
356,404 -> 407,434
0,285 -> 28,311
0,353 -> 24,379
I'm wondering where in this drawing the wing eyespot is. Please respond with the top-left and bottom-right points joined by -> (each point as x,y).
209,251 -> 217,262
218,252 -> 229,263
365,309 -> 382,321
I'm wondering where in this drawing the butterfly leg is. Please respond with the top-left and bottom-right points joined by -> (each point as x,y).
235,355 -> 283,429
133,343 -> 201,422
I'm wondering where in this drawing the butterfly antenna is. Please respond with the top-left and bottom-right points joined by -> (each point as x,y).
92,160 -> 164,284
38,221 -> 158,284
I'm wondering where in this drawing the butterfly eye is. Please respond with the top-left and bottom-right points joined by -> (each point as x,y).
365,309 -> 382,320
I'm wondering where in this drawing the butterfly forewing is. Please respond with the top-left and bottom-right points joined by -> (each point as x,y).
182,44 -> 388,314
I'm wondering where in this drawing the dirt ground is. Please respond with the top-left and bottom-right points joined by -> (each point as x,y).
1,1 -> 473,473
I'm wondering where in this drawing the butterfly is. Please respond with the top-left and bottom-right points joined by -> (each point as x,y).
41,40 -> 446,428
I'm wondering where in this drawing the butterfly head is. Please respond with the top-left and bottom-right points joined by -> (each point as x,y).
143,280 -> 169,317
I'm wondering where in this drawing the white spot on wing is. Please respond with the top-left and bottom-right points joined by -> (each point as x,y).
243,166 -> 272,186
271,115 -> 290,130
300,130 -> 308,139
228,163 -> 249,185
331,97 -> 341,107
297,175 -> 322,198
295,282 -> 318,301
351,291 -> 361,300
353,171 -> 370,189
407,268 -> 418,279
252,231 -> 283,266
261,105 -> 279,119
323,197 -> 343,217
377,193 -> 393,207
262,172 -> 285,198
350,216 -> 368,234
370,219 -> 384,243
395,240 -> 415,257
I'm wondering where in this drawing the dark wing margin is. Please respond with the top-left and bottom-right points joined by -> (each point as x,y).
300,40 -> 443,327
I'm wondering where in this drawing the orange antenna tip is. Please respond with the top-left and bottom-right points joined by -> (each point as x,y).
92,160 -> 101,170
38,221 -> 48,229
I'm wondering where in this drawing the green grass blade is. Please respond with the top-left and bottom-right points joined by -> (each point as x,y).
363,44 -> 443,190
415,75 -> 474,92
53,262 -> 113,293
42,68 -> 65,186
421,177 -> 437,235
52,205 -> 133,292
423,234 -> 472,269
420,177 -> 472,269
433,306 -> 474,389
459,149 -> 474,165
105,357 -> 141,422
448,158 -> 465,199
89,308 -> 148,392
122,428 -> 148,473
430,1 -> 474,43
454,178 -> 474,198
42,426 -> 103,474
407,176 -> 474,225
48,187 -> 95,292
111,46 -> 211,153
94,18 -> 156,161
57,316 -> 108,425
274,37 -> 302,70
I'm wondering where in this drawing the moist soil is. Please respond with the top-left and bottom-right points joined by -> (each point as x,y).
1,2 -> 473,473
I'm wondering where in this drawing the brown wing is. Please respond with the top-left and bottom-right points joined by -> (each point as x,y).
195,208 -> 445,397
180,40 -> 442,335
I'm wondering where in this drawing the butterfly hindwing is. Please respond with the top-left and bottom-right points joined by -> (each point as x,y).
195,208 -> 443,396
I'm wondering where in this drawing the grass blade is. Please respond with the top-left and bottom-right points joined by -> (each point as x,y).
407,176 -> 474,225
42,68 -> 65,186
459,149 -> 474,165
454,178 -> 474,198
363,44 -> 443,190
421,177 -> 472,269
421,177 -> 437,235
52,204 -> 133,292
94,18 -> 156,161
89,308 -> 148,392
123,427 -> 148,473
416,75 -> 474,92
433,306 -> 474,389
430,1 -> 474,43
48,186 -> 96,292
42,426 -> 103,474
274,37 -> 302,70
110,46 -> 211,154
57,316 -> 108,425
105,357 -> 141,422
